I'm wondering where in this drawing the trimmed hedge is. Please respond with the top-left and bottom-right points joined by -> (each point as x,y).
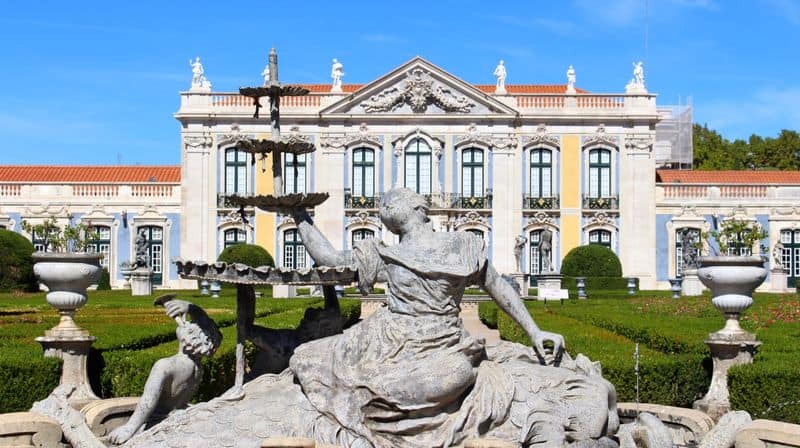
217,244 -> 274,268
478,301 -> 499,329
560,245 -> 622,278
0,350 -> 62,412
561,276 -> 638,292
0,229 -> 37,292
729,359 -> 800,423
97,268 -> 111,290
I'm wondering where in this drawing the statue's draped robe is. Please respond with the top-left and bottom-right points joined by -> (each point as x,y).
126,233 -> 617,448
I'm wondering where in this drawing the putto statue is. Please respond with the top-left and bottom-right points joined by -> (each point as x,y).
566,64 -> 576,93
331,58 -> 344,92
34,188 -> 622,448
626,61 -> 646,93
107,296 -> 221,444
493,59 -> 507,93
189,56 -> 212,91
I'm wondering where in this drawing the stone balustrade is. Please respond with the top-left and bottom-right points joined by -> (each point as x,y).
0,182 -> 180,204
657,183 -> 800,202
180,92 -> 655,116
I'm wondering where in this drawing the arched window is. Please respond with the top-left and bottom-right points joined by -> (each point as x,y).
461,148 -> 484,198
352,148 -> 375,198
588,229 -> 611,248
284,153 -> 306,194
224,228 -> 246,248
225,148 -> 248,195
351,228 -> 375,248
781,229 -> 800,287
88,225 -> 112,269
530,149 -> 552,198
588,149 -> 611,198
283,229 -> 306,269
675,228 -> 701,277
138,226 -> 163,285
404,139 -> 431,194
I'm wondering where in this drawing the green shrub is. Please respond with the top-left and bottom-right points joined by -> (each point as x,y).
0,229 -> 37,292
561,276 -> 636,292
560,245 -> 622,278
344,286 -> 385,295
339,299 -> 362,327
729,359 -> 800,423
97,268 -> 111,290
478,301 -> 500,329
0,350 -> 62,412
217,244 -> 274,268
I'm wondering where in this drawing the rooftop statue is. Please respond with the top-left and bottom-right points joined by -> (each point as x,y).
261,64 -> 270,87
189,56 -> 212,91
494,59 -> 507,93
566,65 -> 576,93
331,58 -> 344,92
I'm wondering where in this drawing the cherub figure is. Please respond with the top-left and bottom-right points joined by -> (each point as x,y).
107,295 -> 221,445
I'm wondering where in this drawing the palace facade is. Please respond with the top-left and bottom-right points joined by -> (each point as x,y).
2,56 -> 799,291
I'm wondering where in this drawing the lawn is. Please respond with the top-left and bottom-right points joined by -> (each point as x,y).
0,288 -> 360,412
480,291 -> 800,423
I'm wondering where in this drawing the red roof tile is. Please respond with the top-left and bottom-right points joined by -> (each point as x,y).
0,166 -> 181,183
295,84 -> 364,93
657,169 -> 800,184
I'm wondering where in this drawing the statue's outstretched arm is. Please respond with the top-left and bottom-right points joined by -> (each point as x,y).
481,263 -> 565,362
291,208 -> 349,267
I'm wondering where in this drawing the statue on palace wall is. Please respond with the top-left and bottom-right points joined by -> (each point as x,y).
566,65 -> 576,93
513,234 -> 527,273
331,58 -> 344,92
189,57 -> 211,91
772,241 -> 785,270
539,228 -> 553,273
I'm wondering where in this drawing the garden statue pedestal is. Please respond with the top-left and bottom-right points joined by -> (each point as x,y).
769,267 -> 790,293
508,273 -> 528,297
535,273 -> 566,301
681,269 -> 704,296
32,252 -> 102,407
694,255 -> 767,421
129,267 -> 153,296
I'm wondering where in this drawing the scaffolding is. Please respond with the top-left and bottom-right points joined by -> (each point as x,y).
655,97 -> 693,169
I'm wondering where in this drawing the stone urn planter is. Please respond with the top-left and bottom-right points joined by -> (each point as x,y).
33,252 -> 102,337
694,255 -> 766,420
697,255 -> 767,338
32,252 -> 103,405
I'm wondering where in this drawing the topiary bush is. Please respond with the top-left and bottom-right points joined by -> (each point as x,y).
97,268 -> 111,290
217,244 -> 274,268
560,244 -> 622,278
0,229 -> 37,292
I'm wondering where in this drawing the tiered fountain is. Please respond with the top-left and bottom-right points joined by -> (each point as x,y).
175,48 -> 355,395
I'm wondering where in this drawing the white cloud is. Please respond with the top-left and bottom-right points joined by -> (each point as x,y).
697,86 -> 800,139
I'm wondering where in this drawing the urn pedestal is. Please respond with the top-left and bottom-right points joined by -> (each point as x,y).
129,267 -> 153,296
681,269 -> 704,296
32,253 -> 103,406
693,256 -> 767,421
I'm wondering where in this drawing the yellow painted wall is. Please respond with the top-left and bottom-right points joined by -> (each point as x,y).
254,138 -> 276,256
560,135 -> 581,260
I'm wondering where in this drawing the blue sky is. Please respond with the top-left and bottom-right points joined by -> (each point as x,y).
1,0 -> 798,165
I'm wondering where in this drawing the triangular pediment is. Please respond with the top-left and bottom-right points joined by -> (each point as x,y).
320,56 -> 517,116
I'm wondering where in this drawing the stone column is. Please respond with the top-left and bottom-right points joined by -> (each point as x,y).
180,131 -> 213,263
491,147 -> 517,274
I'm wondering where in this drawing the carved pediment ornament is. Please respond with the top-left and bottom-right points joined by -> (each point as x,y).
526,212 -> 556,227
454,211 -> 488,229
584,124 -> 617,147
361,68 -> 476,113
521,124 -> 559,148
588,212 -> 614,226
320,124 -> 381,149
349,211 -> 381,227
455,124 -> 518,151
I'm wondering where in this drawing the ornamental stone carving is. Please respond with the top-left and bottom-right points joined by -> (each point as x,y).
584,124 -> 617,147
183,132 -> 213,151
625,134 -> 654,155
521,124 -> 559,148
586,212 -> 616,227
320,124 -> 381,150
217,124 -> 254,147
452,211 -> 489,229
361,68 -> 475,113
288,126 -> 313,144
525,211 -> 556,228
455,124 -> 517,152
347,211 -> 381,228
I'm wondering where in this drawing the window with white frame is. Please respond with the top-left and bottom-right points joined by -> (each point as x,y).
352,148 -> 375,198
404,138 -> 432,195
530,148 -> 553,198
284,153 -> 307,194
224,228 -> 247,248
675,228 -> 700,277
588,149 -> 611,198
88,225 -> 112,269
461,148 -> 484,198
780,229 -> 800,287
529,230 -> 542,276
589,229 -> 612,247
351,228 -> 375,248
225,148 -> 248,195
283,229 -> 306,269
139,226 -> 163,285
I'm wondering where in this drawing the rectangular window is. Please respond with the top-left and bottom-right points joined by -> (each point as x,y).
151,244 -> 162,274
